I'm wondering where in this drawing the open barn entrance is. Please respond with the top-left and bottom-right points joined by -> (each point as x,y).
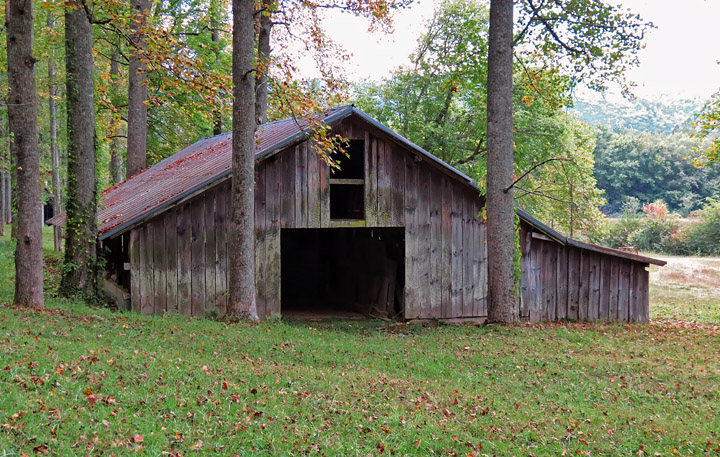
281,227 -> 405,320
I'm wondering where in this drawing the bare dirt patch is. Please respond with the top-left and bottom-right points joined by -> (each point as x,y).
650,255 -> 720,288
649,255 -> 720,324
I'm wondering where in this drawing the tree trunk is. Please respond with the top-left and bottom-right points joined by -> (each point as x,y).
61,0 -> 97,298
0,109 -> 6,237
109,53 -> 124,184
7,0 -> 45,307
227,0 -> 257,320
127,0 -> 149,177
48,12 -> 63,251
255,5 -> 272,125
486,0 -> 517,323
211,0 -> 223,135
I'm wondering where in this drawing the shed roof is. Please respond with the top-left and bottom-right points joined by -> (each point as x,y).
49,105 -> 665,267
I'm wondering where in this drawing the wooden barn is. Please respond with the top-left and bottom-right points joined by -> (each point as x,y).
80,106 -> 664,322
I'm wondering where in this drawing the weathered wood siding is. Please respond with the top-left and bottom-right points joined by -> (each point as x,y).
127,118 -> 488,318
125,116 -> 648,323
519,224 -> 650,323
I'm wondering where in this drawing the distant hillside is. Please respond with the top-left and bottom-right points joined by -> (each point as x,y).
571,94 -> 705,134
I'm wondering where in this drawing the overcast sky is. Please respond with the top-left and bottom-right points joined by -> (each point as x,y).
314,0 -> 720,101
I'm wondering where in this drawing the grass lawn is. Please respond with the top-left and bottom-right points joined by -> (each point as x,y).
1,230 -> 719,456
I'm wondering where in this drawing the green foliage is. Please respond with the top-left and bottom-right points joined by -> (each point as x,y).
354,0 -> 607,238
604,199 -> 720,256
515,0 -> 653,93
593,127 -> 720,215
692,90 -> 720,165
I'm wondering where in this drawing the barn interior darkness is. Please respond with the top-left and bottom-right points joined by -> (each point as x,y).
281,228 -> 405,319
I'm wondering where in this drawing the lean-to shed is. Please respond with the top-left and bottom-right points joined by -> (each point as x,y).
69,106 -> 664,322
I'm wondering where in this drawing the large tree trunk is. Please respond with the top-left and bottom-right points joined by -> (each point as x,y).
61,0 -> 97,298
127,0 -> 149,177
48,12 -> 63,251
486,0 -> 517,323
255,6 -> 272,125
7,0 -> 45,307
227,0 -> 257,320
211,0 -> 223,135
109,52 -> 124,184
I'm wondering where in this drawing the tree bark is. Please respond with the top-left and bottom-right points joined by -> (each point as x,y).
48,12 -> 63,251
127,0 -> 149,177
109,53 -> 124,184
228,0 -> 258,320
211,0 -> 223,135
255,5 -> 272,125
6,0 -> 45,307
486,0 -> 517,323
61,0 -> 97,298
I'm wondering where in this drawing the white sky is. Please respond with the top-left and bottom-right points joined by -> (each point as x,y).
314,0 -> 720,101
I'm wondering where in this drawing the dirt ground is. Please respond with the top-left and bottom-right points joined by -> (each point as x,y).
650,255 -> 720,288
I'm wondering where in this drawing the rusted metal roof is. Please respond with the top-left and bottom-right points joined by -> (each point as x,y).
92,106 -> 354,240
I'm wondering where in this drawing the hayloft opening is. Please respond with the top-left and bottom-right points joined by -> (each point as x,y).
330,139 -> 365,220
281,227 -> 404,320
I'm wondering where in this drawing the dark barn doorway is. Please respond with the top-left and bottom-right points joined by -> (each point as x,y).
281,228 -> 405,320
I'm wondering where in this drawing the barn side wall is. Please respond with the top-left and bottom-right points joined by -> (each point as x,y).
126,117 -> 489,319
519,224 -> 650,323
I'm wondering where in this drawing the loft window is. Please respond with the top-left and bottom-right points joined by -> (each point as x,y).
330,139 -> 364,219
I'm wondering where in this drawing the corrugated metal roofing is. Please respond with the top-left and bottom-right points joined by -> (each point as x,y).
92,106 -> 354,240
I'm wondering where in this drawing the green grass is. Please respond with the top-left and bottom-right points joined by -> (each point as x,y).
1,230 -> 719,456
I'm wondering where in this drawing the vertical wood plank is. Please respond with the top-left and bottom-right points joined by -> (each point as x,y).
617,261 -> 630,322
567,247 -> 580,321
471,202 -> 484,317
164,209 -> 178,314
628,262 -> 637,322
215,183 -> 228,316
153,217 -> 167,314
390,147 -> 405,227
416,164 -> 431,318
295,143 -> 308,229
130,228 -> 140,312
365,133 -> 378,227
254,166 -> 267,318
556,244 -> 568,321
403,155 -> 419,318
450,183 -> 463,317
190,196 -> 206,316
307,144 -> 322,228
608,259 -> 619,320
598,256 -> 610,320
266,158 -> 282,316
204,190 -> 217,315
478,216 -> 488,316
519,228 -> 532,319
139,224 -> 154,314
319,152 -> 330,228
547,241 -> 558,321
578,250 -> 590,321
177,204 -> 192,316
429,170 -> 442,318
280,151 -> 296,227
441,177 -> 452,318
589,256 -> 600,321
377,141 -> 390,225
462,192 -> 474,317
638,266 -> 649,323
